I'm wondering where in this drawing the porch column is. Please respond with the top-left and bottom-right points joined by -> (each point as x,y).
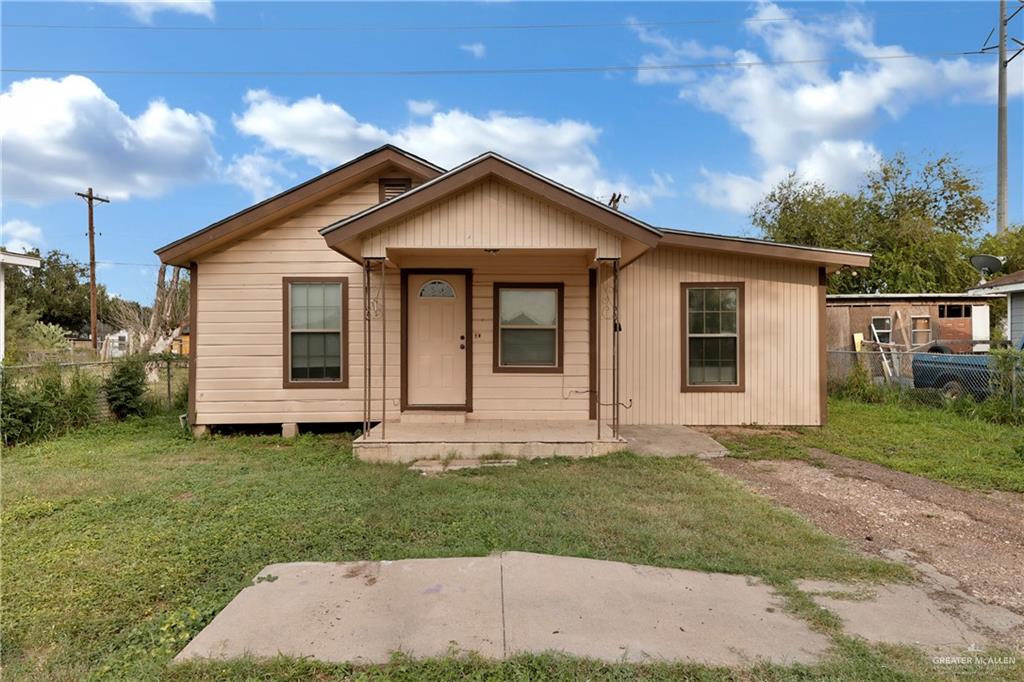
362,260 -> 372,437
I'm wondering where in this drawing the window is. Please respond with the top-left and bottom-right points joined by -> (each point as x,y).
939,304 -> 971,319
283,278 -> 347,388
682,283 -> 744,391
379,178 -> 412,202
493,283 -> 563,373
871,316 -> 892,344
418,279 -> 456,298
911,316 -> 932,346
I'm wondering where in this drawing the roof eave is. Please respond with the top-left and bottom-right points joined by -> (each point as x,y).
658,231 -> 871,269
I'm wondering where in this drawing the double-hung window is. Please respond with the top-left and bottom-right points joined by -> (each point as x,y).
494,283 -> 563,373
682,283 -> 744,391
283,278 -> 347,387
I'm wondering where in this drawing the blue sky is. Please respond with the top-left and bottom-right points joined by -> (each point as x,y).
2,1 -> 1022,303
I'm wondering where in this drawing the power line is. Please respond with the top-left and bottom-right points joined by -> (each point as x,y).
0,51 -> 992,79
1,8 -> 950,34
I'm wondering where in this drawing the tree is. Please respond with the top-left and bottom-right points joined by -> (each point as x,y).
752,153 -> 988,294
106,265 -> 189,355
3,250 -> 108,334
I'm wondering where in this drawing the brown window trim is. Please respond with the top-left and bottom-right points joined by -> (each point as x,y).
493,282 -> 565,374
282,276 -> 349,389
378,177 -> 412,203
680,281 -> 745,393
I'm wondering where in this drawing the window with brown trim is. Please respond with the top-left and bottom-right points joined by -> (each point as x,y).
379,178 -> 412,202
681,282 -> 744,392
283,277 -> 348,388
493,283 -> 564,373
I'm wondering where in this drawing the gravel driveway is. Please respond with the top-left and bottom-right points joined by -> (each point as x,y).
706,447 -> 1024,616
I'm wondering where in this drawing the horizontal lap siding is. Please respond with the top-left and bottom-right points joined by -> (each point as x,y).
195,181 -> 402,425
618,247 -> 822,426
363,178 -> 621,258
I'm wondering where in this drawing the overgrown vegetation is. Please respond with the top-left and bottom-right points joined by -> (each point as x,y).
103,355 -> 150,420
2,417 -> 917,680
715,399 -> 1024,493
829,350 -> 1024,426
0,365 -> 100,446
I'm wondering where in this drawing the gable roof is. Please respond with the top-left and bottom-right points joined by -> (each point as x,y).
319,152 -> 664,257
968,269 -> 1024,294
155,145 -> 443,265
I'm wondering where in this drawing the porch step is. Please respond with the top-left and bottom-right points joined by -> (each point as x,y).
400,411 -> 467,424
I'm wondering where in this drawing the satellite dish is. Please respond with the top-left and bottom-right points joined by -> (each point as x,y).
970,254 -> 1004,284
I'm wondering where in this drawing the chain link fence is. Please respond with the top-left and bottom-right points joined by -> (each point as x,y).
828,345 -> 1023,418
2,355 -> 189,418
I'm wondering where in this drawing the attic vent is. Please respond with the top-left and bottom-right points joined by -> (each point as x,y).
379,178 -> 412,202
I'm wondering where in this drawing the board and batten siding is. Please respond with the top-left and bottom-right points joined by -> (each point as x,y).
614,246 -> 824,426
194,180 -> 402,425
362,178 -> 622,259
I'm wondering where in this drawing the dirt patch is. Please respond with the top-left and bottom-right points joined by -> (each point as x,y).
708,449 -> 1024,619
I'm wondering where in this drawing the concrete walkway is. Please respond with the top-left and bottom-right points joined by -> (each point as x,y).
619,425 -> 728,459
176,552 -> 829,666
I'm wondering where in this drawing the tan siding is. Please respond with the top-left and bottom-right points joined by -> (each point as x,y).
363,178 -> 621,258
194,180 -> 402,425
617,247 -> 823,426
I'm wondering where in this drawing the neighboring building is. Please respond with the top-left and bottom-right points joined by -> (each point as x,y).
826,293 -> 1002,354
0,250 -> 42,361
969,270 -> 1024,348
156,145 -> 869,455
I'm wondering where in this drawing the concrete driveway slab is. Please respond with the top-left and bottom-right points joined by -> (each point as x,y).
501,552 -> 829,665
177,552 -> 830,667
176,557 -> 503,664
619,425 -> 728,458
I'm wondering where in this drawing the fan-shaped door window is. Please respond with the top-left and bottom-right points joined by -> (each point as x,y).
418,279 -> 456,299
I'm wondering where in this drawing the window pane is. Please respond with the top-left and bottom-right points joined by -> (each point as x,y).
419,279 -> 456,298
291,283 -> 341,331
688,311 -> 704,334
721,311 -> 737,334
705,288 -> 721,311
291,332 -> 342,381
500,289 -> 557,326
688,337 -> 738,386
501,328 -> 557,366
688,289 -> 704,312
705,311 -> 721,334
720,289 -> 737,311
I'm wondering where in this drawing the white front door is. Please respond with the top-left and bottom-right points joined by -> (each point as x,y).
407,274 -> 467,407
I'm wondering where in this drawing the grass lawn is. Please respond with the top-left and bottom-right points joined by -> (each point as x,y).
3,416 -> 1000,681
715,399 -> 1024,493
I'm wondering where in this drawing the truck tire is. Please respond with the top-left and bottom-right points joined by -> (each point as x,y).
941,379 -> 965,399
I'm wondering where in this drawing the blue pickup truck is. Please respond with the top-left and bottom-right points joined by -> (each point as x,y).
912,337 -> 1024,400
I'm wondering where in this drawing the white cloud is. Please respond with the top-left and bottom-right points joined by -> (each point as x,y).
103,1 -> 215,23
459,42 -> 487,59
225,152 -> 294,201
629,17 -> 731,85
407,99 -> 438,116
634,2 -> 1023,213
232,90 -> 674,207
1,219 -> 44,254
0,75 -> 219,204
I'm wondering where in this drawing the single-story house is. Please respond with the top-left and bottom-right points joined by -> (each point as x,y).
156,145 -> 870,459
969,270 -> 1024,348
826,293 -> 1002,354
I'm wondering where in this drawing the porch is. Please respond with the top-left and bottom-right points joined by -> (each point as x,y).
353,419 -> 624,462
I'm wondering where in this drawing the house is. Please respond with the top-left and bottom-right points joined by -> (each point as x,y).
969,270 -> 1024,348
156,145 -> 869,460
826,293 -> 1002,354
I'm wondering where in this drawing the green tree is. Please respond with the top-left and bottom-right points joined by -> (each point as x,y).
3,250 -> 108,334
752,153 -> 987,294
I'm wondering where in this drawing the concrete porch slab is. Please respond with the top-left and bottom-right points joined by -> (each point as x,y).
176,552 -> 832,667
355,420 -> 624,463
619,425 -> 729,459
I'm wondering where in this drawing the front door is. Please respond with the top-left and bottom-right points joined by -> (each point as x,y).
407,273 -> 467,407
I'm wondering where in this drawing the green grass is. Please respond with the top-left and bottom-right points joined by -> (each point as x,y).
0,416 -> 962,681
714,399 -> 1024,493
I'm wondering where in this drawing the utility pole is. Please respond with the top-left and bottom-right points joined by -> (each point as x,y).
984,0 -> 1023,232
75,188 -> 110,349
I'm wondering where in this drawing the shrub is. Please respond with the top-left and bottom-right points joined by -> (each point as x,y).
104,356 -> 149,420
1,365 -> 100,446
